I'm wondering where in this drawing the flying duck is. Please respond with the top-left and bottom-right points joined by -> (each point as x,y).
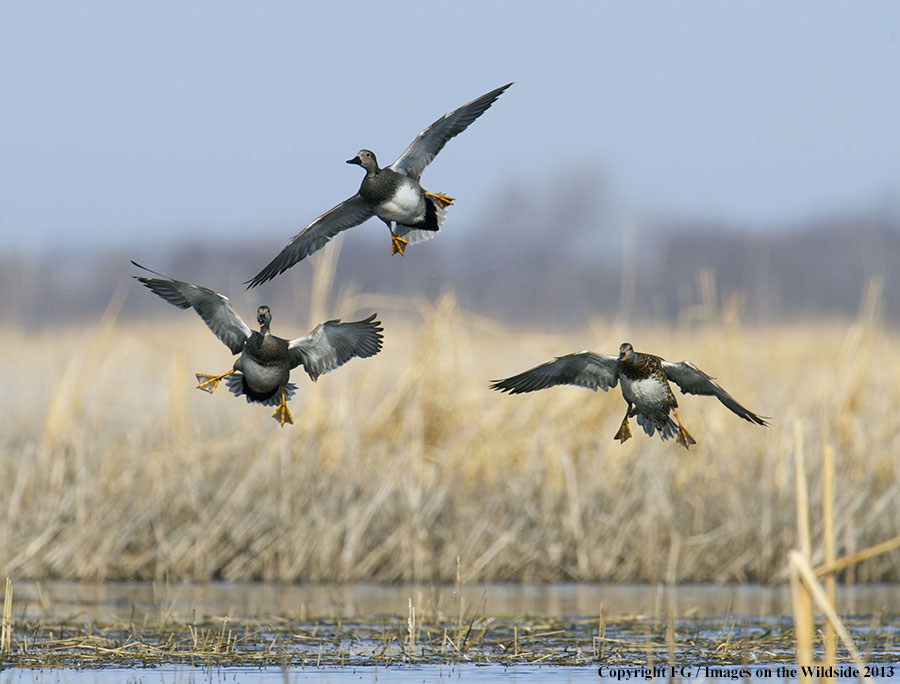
132,261 -> 384,426
246,82 -> 513,288
491,342 -> 768,449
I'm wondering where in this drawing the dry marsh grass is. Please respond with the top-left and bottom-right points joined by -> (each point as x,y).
1,275 -> 898,584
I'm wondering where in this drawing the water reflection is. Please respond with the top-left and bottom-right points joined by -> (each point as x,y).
4,664 -> 603,684
14,581 -> 900,622
3,664 -> 898,683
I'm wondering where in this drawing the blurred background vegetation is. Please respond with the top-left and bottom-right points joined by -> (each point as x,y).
1,214 -> 898,584
4,182 -> 900,328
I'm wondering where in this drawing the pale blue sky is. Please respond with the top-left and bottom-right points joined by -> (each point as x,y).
3,1 -> 900,254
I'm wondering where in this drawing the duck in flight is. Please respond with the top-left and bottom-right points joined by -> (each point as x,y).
133,262 -> 384,426
246,82 -> 513,289
491,342 -> 768,449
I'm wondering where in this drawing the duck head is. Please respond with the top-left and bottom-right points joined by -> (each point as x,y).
618,342 -> 635,363
257,305 -> 272,333
346,149 -> 379,174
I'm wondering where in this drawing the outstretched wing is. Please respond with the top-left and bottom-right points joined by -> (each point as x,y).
662,360 -> 769,425
288,313 -> 384,381
246,194 -> 374,289
389,83 -> 512,181
131,261 -> 250,354
490,351 -> 619,394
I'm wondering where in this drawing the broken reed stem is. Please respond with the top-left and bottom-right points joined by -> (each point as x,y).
790,433 -> 897,675
455,556 -> 464,654
792,421 -> 813,677
407,597 -> 415,660
665,536 -> 679,670
789,558 -> 813,680
793,422 -> 811,559
814,535 -> 900,577
790,551 -> 867,674
822,441 -> 836,670
1,577 -> 11,655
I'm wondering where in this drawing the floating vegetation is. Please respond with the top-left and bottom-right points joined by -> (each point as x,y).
2,612 -> 896,669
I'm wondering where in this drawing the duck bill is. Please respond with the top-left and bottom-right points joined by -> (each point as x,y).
346,156 -> 362,166
617,353 -> 626,361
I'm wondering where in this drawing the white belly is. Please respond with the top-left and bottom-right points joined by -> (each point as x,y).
621,375 -> 671,412
376,181 -> 424,223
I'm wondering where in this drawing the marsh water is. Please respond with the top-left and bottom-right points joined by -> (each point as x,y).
2,582 -> 898,682
1,664 -> 617,683
10,580 -> 900,621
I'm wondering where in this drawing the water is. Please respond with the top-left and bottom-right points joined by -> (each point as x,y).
3,664 -> 600,684
12,580 -> 900,622
2,582 -> 898,682
3,664 -> 900,683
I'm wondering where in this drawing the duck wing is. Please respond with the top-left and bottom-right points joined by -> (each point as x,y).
389,83 -> 512,181
288,313 -> 384,381
245,194 -> 373,288
132,261 -> 250,354
661,360 -> 769,425
490,351 -> 619,394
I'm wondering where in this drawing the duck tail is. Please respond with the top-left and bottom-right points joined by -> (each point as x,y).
394,192 -> 449,246
634,412 -> 678,441
225,373 -> 297,406
657,416 -> 678,441
423,192 -> 447,231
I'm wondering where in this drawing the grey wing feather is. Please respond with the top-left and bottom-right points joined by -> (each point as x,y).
246,194 -> 374,288
389,83 -> 512,181
131,261 -> 250,354
662,360 -> 769,425
288,313 -> 384,381
490,352 -> 619,394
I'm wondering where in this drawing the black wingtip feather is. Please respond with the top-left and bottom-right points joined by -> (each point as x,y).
131,261 -> 195,310
489,377 -> 532,395
337,313 -> 385,361
130,260 -> 176,281
245,236 -> 325,289
245,260 -> 280,290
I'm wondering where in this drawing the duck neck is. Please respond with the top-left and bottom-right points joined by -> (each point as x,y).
618,355 -> 639,374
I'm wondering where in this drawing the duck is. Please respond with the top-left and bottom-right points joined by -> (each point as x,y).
491,342 -> 768,449
246,82 -> 513,288
132,261 -> 383,426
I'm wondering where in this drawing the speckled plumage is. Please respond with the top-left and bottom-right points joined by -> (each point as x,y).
617,347 -> 679,439
491,342 -> 768,449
